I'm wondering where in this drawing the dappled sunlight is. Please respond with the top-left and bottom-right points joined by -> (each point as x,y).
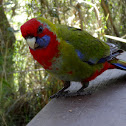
0,0 -> 126,125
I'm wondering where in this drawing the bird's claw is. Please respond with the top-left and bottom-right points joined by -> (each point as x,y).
64,91 -> 92,97
50,90 -> 69,99
50,90 -> 92,99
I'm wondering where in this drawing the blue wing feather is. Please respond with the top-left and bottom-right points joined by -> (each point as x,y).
75,47 -> 123,65
112,63 -> 126,70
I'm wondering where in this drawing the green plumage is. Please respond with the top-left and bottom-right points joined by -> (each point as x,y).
36,17 -> 112,81
52,39 -> 103,81
21,17 -> 126,98
55,24 -> 110,63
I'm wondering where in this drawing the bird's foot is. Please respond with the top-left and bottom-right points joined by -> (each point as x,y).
49,90 -> 69,99
53,90 -> 92,98
50,90 -> 92,99
65,91 -> 91,97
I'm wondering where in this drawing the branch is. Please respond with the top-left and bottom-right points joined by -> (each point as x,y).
121,34 -> 126,39
104,35 -> 126,43
101,0 -> 120,37
76,3 -> 83,30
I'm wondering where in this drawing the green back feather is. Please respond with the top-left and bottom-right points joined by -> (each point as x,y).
36,17 -> 111,81
55,24 -> 110,64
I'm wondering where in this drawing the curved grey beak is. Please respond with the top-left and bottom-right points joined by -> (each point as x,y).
26,37 -> 39,49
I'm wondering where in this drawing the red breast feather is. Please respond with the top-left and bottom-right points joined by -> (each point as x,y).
30,32 -> 60,70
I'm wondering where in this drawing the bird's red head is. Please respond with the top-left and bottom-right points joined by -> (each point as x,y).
21,18 -> 41,38
21,18 -> 54,49
20,18 -> 60,69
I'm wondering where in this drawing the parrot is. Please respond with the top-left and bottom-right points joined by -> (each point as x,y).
20,17 -> 126,98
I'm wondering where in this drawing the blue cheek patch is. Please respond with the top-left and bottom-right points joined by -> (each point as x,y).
36,35 -> 50,48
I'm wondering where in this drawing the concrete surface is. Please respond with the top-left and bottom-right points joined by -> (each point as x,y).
27,52 -> 126,126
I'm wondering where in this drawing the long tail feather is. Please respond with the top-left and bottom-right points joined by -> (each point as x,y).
112,60 -> 126,70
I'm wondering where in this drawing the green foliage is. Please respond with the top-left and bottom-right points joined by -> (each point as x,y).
0,73 -> 62,126
0,0 -> 126,125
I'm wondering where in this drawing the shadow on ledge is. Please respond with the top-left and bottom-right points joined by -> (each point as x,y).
27,53 -> 126,126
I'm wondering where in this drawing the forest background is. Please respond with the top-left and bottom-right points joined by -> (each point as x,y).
0,0 -> 126,125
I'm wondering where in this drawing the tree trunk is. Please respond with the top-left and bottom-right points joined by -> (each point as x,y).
0,0 -> 16,96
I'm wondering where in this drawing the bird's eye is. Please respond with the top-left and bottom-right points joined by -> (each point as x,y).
38,26 -> 43,34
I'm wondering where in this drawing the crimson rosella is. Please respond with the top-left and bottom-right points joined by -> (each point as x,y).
21,17 -> 126,98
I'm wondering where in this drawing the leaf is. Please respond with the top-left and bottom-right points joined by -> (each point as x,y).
106,13 -> 109,21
